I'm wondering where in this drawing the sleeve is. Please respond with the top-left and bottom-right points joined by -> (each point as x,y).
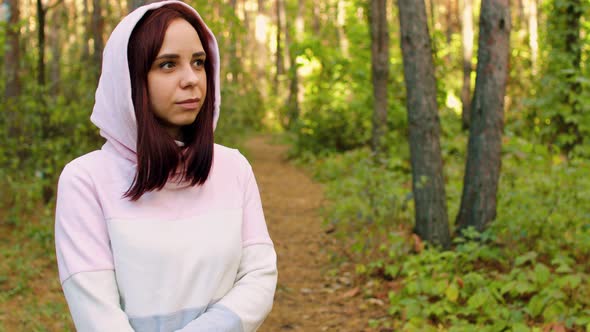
54,163 -> 135,331
176,159 -> 278,332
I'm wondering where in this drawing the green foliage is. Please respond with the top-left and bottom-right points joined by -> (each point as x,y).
529,0 -> 590,156
299,122 -> 590,329
289,2 -> 407,156
0,79 -> 101,223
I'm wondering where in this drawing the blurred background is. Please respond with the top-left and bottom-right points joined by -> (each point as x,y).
1,0 -> 589,330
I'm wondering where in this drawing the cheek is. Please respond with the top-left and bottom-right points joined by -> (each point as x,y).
147,76 -> 171,107
200,72 -> 207,94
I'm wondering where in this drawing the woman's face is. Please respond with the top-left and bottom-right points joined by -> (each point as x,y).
147,18 -> 207,139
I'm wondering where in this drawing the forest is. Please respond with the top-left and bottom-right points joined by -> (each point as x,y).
0,0 -> 589,330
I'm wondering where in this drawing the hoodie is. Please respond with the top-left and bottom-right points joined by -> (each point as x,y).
54,1 -> 277,331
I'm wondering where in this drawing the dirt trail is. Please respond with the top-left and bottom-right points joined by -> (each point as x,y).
245,136 -> 378,332
0,135 -> 382,332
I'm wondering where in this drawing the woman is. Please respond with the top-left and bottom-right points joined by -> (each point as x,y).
54,1 -> 277,331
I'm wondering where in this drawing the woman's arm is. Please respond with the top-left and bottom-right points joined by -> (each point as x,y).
55,162 -> 135,331
176,243 -> 277,332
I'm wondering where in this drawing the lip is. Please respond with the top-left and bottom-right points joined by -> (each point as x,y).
176,98 -> 201,110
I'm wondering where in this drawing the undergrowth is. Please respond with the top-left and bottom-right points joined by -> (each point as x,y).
293,126 -> 590,331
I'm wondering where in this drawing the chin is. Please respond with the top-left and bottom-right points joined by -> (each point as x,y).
176,115 -> 199,126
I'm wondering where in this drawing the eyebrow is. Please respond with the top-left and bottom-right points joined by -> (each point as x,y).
155,51 -> 206,60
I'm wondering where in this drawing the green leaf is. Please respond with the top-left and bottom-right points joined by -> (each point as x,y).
543,301 -> 567,321
527,294 -> 547,318
557,274 -> 582,289
515,251 -> 538,266
467,290 -> 488,310
511,323 -> 530,332
446,283 -> 459,303
534,263 -> 551,285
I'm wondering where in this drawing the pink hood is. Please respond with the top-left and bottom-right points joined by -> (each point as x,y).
90,0 -> 221,160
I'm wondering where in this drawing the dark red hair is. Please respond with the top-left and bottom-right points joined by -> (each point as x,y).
125,3 -> 215,200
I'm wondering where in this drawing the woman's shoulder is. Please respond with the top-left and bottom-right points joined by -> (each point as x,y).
214,143 -> 251,167
59,149 -> 116,183
213,143 -> 255,182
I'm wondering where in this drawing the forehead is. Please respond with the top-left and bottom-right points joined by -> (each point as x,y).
159,18 -> 205,53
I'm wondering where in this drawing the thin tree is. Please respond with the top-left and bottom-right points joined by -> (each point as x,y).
49,5 -> 62,95
92,0 -> 104,77
525,0 -> 538,74
286,0 -> 304,128
274,0 -> 286,94
397,0 -> 451,248
36,0 -> 63,87
256,0 -> 269,98
4,0 -> 21,100
128,0 -> 145,12
456,0 -> 511,233
461,0 -> 474,129
369,0 -> 389,152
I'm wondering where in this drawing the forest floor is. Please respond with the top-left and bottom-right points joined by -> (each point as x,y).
247,135 -> 387,332
0,134 -> 387,331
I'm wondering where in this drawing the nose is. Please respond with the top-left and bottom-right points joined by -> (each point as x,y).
180,65 -> 200,88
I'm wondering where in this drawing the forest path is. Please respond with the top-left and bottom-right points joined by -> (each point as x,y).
245,135 -> 378,332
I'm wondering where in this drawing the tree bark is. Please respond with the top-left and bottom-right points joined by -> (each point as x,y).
275,0 -> 285,94
92,0 -> 104,77
461,0 -> 474,130
336,0 -> 348,56
128,0 -> 144,12
456,0 -> 510,233
49,4 -> 62,95
370,0 -> 389,152
228,0 -> 239,84
312,1 -> 320,35
397,0 -> 451,249
525,0 -> 538,74
4,0 -> 21,100
82,0 -> 90,61
256,0 -> 269,97
286,0 -> 304,128
37,0 -> 46,86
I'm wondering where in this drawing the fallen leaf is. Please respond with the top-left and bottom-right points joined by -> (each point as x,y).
456,277 -> 464,288
339,287 -> 359,299
543,323 -> 566,332
412,234 -> 424,253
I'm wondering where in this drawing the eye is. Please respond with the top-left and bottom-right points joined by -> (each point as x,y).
193,58 -> 205,68
159,61 -> 175,69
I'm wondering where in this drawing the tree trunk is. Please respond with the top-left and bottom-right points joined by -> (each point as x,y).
456,0 -> 510,233
37,0 -> 46,86
128,0 -> 144,12
92,0 -> 104,77
4,0 -> 21,99
397,0 -> 451,249
525,0 -> 538,74
445,0 -> 454,43
82,0 -> 90,61
337,0 -> 348,56
286,0 -> 304,128
229,0 -> 239,84
49,4 -> 62,95
256,0 -> 269,97
461,0 -> 474,130
275,0 -> 285,94
370,0 -> 389,152
312,2 -> 320,35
